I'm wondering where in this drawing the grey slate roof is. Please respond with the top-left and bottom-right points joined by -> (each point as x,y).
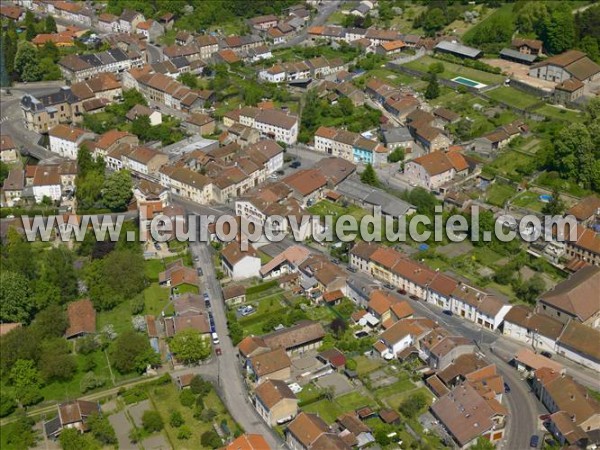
499,48 -> 537,64
435,41 -> 482,58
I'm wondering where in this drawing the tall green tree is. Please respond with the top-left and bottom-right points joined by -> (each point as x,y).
425,73 -> 440,100
540,5 -> 576,54
2,22 -> 18,77
541,188 -> 565,215
0,271 -> 34,323
103,170 -> 133,211
14,42 -> 42,82
45,15 -> 57,33
9,359 -> 42,406
360,163 -> 379,186
111,330 -> 159,374
38,338 -> 77,382
169,329 -> 212,364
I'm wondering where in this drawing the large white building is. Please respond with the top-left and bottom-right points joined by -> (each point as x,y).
239,108 -> 299,145
48,124 -> 95,160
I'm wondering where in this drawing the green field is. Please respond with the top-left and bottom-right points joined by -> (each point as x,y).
463,3 -> 514,45
485,183 -> 517,207
533,104 -> 584,123
486,149 -> 534,179
355,355 -> 383,376
486,86 -> 541,110
512,190 -> 547,212
303,391 -> 376,424
405,55 -> 504,85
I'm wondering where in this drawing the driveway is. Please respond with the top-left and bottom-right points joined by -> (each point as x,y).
108,411 -> 136,450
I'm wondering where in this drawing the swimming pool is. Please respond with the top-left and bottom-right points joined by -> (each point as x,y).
452,76 -> 487,89
539,194 -> 552,203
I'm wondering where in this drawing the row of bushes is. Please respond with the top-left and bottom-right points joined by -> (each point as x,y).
245,280 -> 279,296
433,53 -> 503,75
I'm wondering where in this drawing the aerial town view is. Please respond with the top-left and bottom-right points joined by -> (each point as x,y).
1,0 -> 599,449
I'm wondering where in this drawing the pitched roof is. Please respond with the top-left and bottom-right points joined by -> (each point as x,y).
431,382 -> 502,447
0,135 -> 15,151
65,299 -> 96,338
318,348 -> 346,368
58,400 -> 98,425
286,412 -> 329,447
224,434 -> 271,450
558,320 -> 600,362
249,347 -> 291,377
512,38 -> 542,51
255,109 -> 298,130
539,265 -> 600,321
222,241 -> 259,266
566,195 -> 600,221
262,320 -> 325,351
238,336 -> 268,358
48,124 -> 89,142
254,379 -> 297,409
544,374 -> 600,426
283,169 -> 327,196
514,348 -> 564,372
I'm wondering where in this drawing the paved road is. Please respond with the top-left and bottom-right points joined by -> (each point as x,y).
188,239 -> 283,449
406,298 -> 544,449
1,87 -> 66,164
279,1 -> 341,48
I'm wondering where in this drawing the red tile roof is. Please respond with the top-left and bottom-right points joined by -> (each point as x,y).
65,299 -> 96,338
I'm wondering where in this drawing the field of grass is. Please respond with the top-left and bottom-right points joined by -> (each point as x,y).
485,182 -> 517,207
148,382 -> 238,446
511,190 -> 546,212
358,68 -> 427,88
145,259 -> 165,282
405,55 -> 504,85
533,104 -> 584,123
373,377 -> 416,402
462,3 -> 514,45
335,391 -> 377,411
237,289 -> 288,335
486,86 -> 541,110
355,356 -> 383,376
386,386 -> 434,410
486,149 -> 534,179
303,391 -> 376,424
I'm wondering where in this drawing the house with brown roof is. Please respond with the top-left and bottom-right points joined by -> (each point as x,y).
564,224 -> 600,267
0,134 -> 18,163
556,321 -> 600,372
336,412 -> 375,447
512,38 -> 543,55
529,50 -> 600,84
404,149 -> 468,190
238,336 -> 270,362
259,245 -> 310,279
44,400 -> 100,438
554,78 -> 586,104
262,320 -> 326,355
502,305 -> 564,353
126,104 -> 162,126
282,169 -> 328,206
48,124 -> 96,160
374,318 -> 434,360
121,146 -> 169,176
221,241 -> 261,280
248,14 -> 279,30
254,379 -> 298,426
547,410 -> 590,447
285,412 -> 347,450
247,347 -> 292,385
224,434 -> 272,450
222,284 -> 246,306
65,299 -> 96,339
0,5 -> 23,21
431,382 -> 506,448
566,195 -> 600,227
533,372 -> 600,439
184,113 -> 216,136
424,335 -> 475,371
537,265 -> 600,327
1,167 -> 24,207
163,314 -> 210,338
158,259 -> 199,288
513,348 -> 564,374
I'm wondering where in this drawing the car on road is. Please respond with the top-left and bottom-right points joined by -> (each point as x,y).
347,266 -> 357,273
529,435 -> 539,448
211,332 -> 219,345
442,310 -> 453,316
215,347 -> 222,356
504,382 -> 511,393
154,243 -> 161,251
397,288 -> 407,295
276,169 -> 285,175
193,256 -> 200,262
540,351 -> 552,358
203,292 -> 210,301
384,283 -> 395,290
197,267 -> 203,276
290,161 -> 301,168
331,258 -> 340,264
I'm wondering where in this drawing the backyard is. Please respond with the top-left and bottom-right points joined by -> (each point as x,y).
404,55 -> 505,85
485,86 -> 541,110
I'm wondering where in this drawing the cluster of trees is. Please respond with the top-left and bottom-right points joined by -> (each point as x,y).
360,163 -> 380,187
413,1 -> 477,36
60,414 -> 117,450
493,251 -> 547,304
466,1 -> 599,57
538,98 -> 600,192
300,90 -> 382,143
168,329 -> 212,364
76,146 -> 133,212
1,15 -> 63,83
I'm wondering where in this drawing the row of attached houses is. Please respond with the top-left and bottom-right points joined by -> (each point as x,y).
314,126 -> 388,166
350,243 -> 514,331
404,148 -> 470,190
58,48 -> 143,82
308,25 -> 405,48
224,106 -> 299,145
259,56 -> 345,83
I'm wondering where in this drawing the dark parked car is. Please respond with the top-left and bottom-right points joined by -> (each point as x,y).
540,351 -> 552,358
347,266 -> 357,273
276,169 -> 285,175
397,288 -> 407,295
530,435 -> 539,448
384,283 -> 395,290
290,161 -> 301,168
197,267 -> 203,276
442,310 -> 453,316
504,382 -> 511,393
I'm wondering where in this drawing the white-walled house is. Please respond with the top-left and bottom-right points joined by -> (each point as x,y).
556,321 -> 600,372
31,165 -> 62,202
48,124 -> 95,160
221,241 -> 261,280
502,305 -> 564,354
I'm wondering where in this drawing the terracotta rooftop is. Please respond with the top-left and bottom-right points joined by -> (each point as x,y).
254,379 -> 296,409
65,299 -> 96,338
249,347 -> 291,377
224,434 -> 271,450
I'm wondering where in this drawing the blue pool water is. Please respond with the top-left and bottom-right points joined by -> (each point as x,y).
539,194 -> 552,203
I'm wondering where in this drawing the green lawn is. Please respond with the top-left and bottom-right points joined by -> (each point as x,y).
358,68 -> 427,89
237,290 -> 288,335
303,399 -> 345,424
486,86 -> 541,109
533,104 -> 584,123
174,283 -> 199,295
471,247 -> 506,267
335,391 -> 377,411
405,55 -> 504,85
486,149 -> 534,178
485,183 -> 517,207
463,3 -> 514,44
144,283 -> 171,316
148,382 -> 238,446
386,386 -> 434,410
373,377 -> 416,401
297,383 -> 324,405
145,259 -> 165,282
511,190 -> 546,212
355,356 -> 383,376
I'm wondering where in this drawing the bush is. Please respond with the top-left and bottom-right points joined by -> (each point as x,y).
177,425 -> 192,440
170,410 -> 184,428
142,410 -> 164,432
76,335 -> 99,355
190,375 -> 212,396
80,371 -> 105,393
179,388 -> 196,408
201,430 -> 222,448
199,408 -> 217,423
345,359 -> 357,371
130,296 -> 145,315
399,392 -> 428,418
245,280 -> 278,296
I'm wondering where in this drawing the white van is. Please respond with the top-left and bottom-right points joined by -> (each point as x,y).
211,332 -> 219,345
